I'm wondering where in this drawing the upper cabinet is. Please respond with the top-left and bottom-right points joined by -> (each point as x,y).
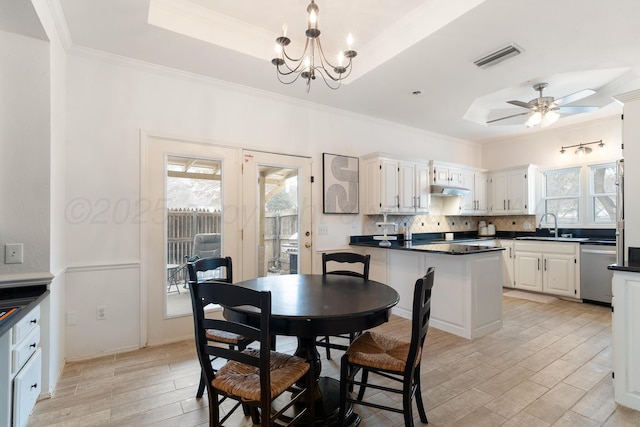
459,169 -> 488,215
431,161 -> 488,216
362,153 -> 429,215
489,165 -> 537,215
432,163 -> 464,186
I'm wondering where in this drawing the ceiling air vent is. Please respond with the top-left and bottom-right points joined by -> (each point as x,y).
474,44 -> 523,68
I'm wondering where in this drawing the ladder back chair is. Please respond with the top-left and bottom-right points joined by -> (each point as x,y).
187,257 -> 253,399
338,267 -> 435,427
189,280 -> 314,426
316,252 -> 371,359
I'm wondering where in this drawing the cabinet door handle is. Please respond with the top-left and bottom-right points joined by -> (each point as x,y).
30,342 -> 36,349
396,195 -> 399,208
544,259 -> 547,271
31,383 -> 38,389
508,200 -> 511,210
537,258 -> 540,270
30,319 -> 37,324
503,200 -> 506,210
509,247 -> 512,258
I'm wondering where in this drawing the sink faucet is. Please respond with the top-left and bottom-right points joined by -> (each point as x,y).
539,213 -> 558,237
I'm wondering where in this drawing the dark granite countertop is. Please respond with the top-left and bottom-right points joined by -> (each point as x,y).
0,285 -> 49,337
608,262 -> 640,273
350,237 -> 505,255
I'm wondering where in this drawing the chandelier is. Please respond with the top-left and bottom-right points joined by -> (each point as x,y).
271,0 -> 357,92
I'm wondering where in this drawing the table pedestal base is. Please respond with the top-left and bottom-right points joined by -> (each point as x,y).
273,377 -> 360,426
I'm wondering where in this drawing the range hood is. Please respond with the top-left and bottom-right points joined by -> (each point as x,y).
430,184 -> 471,196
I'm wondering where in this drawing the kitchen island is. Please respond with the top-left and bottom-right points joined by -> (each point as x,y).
350,237 -> 504,339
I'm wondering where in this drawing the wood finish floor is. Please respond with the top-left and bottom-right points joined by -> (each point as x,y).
28,295 -> 640,426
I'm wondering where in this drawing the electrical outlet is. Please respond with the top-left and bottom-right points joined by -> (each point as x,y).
5,243 -> 23,264
96,306 -> 106,320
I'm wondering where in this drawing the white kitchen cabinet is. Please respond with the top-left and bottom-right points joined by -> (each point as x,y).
515,251 -> 543,292
0,303 -> 43,427
489,165 -> 536,214
362,153 -> 429,214
431,162 -> 464,186
459,169 -> 488,215
499,239 -> 515,287
513,241 -> 579,298
611,270 -> 640,411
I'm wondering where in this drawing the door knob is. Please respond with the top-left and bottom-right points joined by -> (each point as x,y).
305,242 -> 311,248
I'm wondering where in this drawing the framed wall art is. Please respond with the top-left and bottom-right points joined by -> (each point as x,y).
323,153 -> 359,214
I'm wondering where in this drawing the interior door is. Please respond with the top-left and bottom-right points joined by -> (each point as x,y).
241,151 -> 312,280
141,134 -> 240,346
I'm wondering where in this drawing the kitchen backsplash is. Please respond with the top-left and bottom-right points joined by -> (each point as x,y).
363,214 -> 537,235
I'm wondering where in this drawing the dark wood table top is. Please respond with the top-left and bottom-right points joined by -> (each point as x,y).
226,274 -> 399,337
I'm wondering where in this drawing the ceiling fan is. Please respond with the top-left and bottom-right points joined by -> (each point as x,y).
487,82 -> 598,127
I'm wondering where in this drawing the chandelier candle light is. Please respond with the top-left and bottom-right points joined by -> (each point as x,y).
271,0 -> 357,91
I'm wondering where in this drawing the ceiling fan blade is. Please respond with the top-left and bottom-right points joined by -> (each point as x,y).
553,89 -> 596,106
507,100 -> 536,109
555,106 -> 599,114
486,111 -> 532,124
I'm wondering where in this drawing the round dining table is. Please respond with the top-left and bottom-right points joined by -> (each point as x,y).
224,273 -> 399,426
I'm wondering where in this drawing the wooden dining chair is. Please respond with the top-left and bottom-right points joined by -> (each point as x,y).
338,267 -> 434,427
316,252 -> 371,359
189,280 -> 314,426
187,257 -> 253,399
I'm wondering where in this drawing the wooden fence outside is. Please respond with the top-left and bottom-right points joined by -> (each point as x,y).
166,208 -> 298,274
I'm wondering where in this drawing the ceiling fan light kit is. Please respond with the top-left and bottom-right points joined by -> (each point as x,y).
488,82 -> 598,128
559,139 -> 604,155
271,0 -> 357,92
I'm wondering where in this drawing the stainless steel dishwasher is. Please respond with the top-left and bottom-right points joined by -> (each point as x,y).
580,244 -> 616,304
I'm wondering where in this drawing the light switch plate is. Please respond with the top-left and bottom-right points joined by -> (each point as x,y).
5,243 -> 23,264
318,224 -> 329,235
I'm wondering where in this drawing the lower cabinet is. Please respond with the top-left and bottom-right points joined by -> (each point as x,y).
611,271 -> 640,411
0,304 -> 42,427
498,240 -> 515,288
514,241 -> 579,298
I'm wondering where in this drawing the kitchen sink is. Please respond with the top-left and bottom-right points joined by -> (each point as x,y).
515,236 -> 589,242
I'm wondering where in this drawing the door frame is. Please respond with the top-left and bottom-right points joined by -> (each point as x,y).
241,150 -> 313,280
140,131 -> 241,347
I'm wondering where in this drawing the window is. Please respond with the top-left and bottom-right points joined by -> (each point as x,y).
589,163 -> 616,224
542,167 -> 580,224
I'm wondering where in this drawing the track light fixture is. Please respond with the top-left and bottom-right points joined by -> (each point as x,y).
559,140 -> 604,155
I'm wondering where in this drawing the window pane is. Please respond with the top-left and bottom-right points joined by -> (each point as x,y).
545,169 -> 579,197
591,164 -> 616,194
546,199 -> 579,223
593,196 -> 616,223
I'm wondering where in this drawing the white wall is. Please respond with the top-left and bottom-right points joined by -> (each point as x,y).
481,116 -> 623,171
63,50 -> 481,359
0,30 -> 50,275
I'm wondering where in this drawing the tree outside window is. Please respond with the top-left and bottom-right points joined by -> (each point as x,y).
543,168 -> 580,224
590,163 -> 616,224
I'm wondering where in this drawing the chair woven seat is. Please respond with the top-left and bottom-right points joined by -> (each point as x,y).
213,349 -> 309,402
345,331 -> 421,372
205,329 -> 245,344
